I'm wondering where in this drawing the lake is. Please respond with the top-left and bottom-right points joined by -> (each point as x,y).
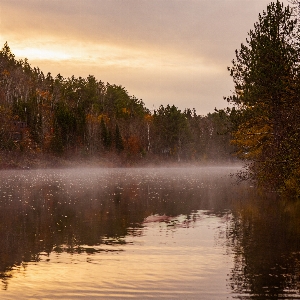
0,166 -> 300,299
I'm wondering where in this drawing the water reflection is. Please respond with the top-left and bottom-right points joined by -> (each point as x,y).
0,167 -> 237,293
228,191 -> 300,299
2,166 -> 300,299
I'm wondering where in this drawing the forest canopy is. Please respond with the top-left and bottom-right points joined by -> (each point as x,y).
0,42 -> 234,167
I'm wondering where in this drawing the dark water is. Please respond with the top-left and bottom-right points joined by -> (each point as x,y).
0,166 -> 300,299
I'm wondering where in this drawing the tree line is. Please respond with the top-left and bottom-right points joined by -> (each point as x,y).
2,1 -> 299,196
0,42 -> 234,167
225,1 -> 300,196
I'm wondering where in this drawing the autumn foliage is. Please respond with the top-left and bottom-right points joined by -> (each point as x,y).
226,1 -> 300,196
0,42 -> 234,167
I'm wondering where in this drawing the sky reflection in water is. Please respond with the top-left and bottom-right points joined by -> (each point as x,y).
0,166 -> 300,299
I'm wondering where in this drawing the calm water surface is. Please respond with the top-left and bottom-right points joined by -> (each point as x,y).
0,166 -> 300,299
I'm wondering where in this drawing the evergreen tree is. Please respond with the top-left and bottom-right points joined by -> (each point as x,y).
153,105 -> 189,160
115,124 -> 124,153
227,1 -> 300,192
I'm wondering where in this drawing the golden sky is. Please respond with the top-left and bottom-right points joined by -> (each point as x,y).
0,0 -> 290,115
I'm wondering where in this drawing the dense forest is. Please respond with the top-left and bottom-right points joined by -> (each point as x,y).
0,43 -> 234,168
2,0 -> 300,197
225,1 -> 300,196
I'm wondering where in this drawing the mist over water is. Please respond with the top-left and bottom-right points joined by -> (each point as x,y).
0,165 -> 300,299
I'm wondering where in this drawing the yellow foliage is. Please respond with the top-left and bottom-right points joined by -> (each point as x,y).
122,108 -> 130,114
36,89 -> 51,100
86,113 -> 100,124
98,114 -> 110,123
1,69 -> 9,76
232,115 -> 272,160
144,114 -> 153,122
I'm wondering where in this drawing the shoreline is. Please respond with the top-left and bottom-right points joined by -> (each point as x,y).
0,151 -> 241,170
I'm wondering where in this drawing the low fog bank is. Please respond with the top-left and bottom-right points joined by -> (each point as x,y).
0,150 -> 243,170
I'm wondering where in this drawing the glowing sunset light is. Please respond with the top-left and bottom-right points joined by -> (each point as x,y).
13,47 -> 72,61
10,38 -> 221,76
0,0 -> 289,114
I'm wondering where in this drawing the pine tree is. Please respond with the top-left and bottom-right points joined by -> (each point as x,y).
227,1 -> 300,191
115,124 -> 124,153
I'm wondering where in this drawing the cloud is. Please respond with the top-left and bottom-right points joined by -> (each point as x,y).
1,0 -> 282,57
0,0 -> 291,114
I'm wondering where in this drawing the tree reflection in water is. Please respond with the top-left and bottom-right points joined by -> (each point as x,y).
4,167 -> 300,298
0,167 -> 236,291
227,190 -> 300,299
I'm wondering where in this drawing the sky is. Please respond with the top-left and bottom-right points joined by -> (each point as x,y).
0,0 -> 291,115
